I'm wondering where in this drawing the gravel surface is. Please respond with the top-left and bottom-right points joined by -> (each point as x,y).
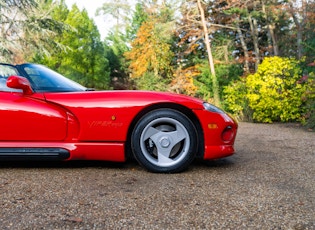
0,122 -> 314,229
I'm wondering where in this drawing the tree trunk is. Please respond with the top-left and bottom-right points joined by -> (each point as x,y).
289,0 -> 306,59
196,0 -> 220,106
262,1 -> 279,56
236,19 -> 250,74
248,14 -> 260,71
268,24 -> 279,56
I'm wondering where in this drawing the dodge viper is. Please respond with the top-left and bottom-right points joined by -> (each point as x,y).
0,63 -> 237,173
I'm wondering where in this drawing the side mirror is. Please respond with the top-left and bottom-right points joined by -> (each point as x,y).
7,75 -> 33,95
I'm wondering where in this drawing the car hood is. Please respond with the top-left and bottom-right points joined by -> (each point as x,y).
43,90 -> 205,110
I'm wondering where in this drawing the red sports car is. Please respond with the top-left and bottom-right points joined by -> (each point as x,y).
0,63 -> 237,173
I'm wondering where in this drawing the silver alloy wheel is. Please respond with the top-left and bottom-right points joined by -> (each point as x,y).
139,117 -> 191,167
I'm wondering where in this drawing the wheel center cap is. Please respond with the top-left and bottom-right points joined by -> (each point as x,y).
160,137 -> 170,148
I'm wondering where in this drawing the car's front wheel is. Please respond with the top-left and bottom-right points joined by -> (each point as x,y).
131,109 -> 197,173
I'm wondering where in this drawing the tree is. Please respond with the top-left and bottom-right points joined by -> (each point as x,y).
126,2 -> 148,40
0,0 -> 66,63
104,31 -> 131,89
96,0 -> 131,33
125,1 -> 176,90
197,0 -> 220,106
285,0 -> 315,62
261,0 -> 279,56
176,0 -> 223,105
38,3 -> 110,89
126,19 -> 174,78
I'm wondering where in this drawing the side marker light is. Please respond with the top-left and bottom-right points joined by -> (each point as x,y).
208,123 -> 218,129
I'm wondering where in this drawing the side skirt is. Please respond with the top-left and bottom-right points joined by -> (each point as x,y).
0,142 -> 126,162
0,148 -> 70,161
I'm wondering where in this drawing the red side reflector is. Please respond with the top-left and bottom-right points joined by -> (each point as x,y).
222,126 -> 235,142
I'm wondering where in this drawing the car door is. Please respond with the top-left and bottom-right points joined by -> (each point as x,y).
0,64 -> 68,141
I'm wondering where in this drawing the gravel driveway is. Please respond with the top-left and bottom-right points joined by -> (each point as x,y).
0,122 -> 314,229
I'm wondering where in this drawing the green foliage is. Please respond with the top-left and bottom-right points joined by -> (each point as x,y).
224,57 -> 310,123
126,2 -> 148,40
104,31 -> 132,89
0,0 -> 67,63
36,3 -> 110,89
96,0 -> 131,33
302,72 -> 315,129
133,71 -> 170,91
246,57 -> 306,122
195,61 -> 243,101
223,79 -> 252,121
125,4 -> 175,82
303,36 -> 315,64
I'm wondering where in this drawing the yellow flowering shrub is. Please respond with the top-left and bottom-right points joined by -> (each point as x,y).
224,57 -> 309,123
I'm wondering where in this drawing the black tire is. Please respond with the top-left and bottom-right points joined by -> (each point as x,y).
131,109 -> 197,173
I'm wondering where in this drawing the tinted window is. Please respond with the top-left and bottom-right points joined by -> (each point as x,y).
21,64 -> 86,92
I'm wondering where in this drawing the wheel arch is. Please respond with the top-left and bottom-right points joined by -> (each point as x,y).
125,103 -> 204,160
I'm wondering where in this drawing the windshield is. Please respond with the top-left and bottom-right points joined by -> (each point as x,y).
19,63 -> 86,92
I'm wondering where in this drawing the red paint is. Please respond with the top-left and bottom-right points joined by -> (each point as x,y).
0,63 -> 238,164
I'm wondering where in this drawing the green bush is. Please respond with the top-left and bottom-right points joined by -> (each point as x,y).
302,72 -> 315,129
223,78 -> 253,121
134,71 -> 170,91
224,56 -> 309,123
195,62 -> 242,101
246,57 -> 307,122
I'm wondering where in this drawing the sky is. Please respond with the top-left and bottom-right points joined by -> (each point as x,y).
64,0 -> 111,39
